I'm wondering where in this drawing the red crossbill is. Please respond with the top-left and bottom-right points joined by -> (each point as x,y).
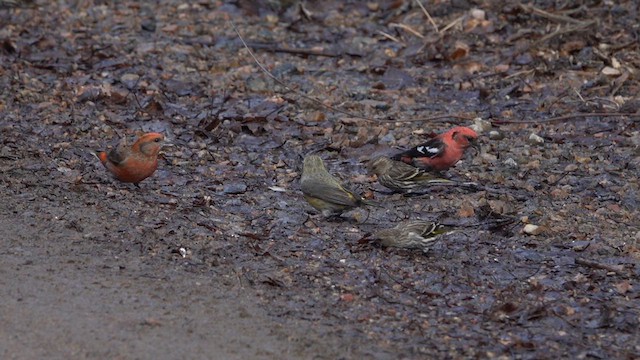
96,132 -> 165,186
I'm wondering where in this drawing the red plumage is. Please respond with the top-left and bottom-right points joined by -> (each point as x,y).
392,126 -> 479,171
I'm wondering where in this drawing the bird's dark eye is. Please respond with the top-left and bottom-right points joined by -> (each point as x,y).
154,138 -> 161,142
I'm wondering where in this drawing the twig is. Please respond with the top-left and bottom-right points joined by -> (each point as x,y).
503,69 -> 535,80
609,38 -> 638,52
535,20 -> 597,46
245,42 -> 341,58
377,30 -> 404,44
440,15 -> 464,34
389,114 -> 474,122
414,0 -> 439,33
492,112 -> 640,125
389,22 -> 424,39
519,4 -> 586,24
575,257 -> 626,275
610,70 -> 630,98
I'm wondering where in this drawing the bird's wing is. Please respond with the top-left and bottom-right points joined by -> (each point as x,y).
394,137 -> 447,160
403,221 -> 438,237
106,141 -> 129,166
388,161 -> 422,181
411,137 -> 447,159
301,178 -> 362,207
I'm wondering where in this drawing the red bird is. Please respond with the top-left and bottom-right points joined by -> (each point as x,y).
392,126 -> 479,171
96,132 -> 165,185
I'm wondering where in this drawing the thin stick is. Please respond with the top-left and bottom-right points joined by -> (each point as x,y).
519,4 -> 585,24
535,20 -> 597,46
245,43 -> 341,58
377,30 -> 403,44
575,257 -> 625,275
440,15 -> 464,34
414,0 -> 439,33
492,112 -> 640,125
389,22 -> 425,39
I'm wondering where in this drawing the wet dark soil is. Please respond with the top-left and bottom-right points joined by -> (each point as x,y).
1,1 -> 639,358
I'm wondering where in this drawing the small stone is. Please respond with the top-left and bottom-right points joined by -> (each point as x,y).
141,19 -> 156,32
470,8 -> 485,20
246,77 -> 268,92
601,66 -> 621,76
367,2 -> 379,11
120,73 -> 140,89
379,133 -> 395,144
550,188 -> 569,199
503,158 -> 518,168
571,241 -> 590,251
629,131 -> 640,146
525,160 -> 541,170
523,224 -> 542,235
223,182 -> 247,194
480,152 -> 497,162
470,118 -> 492,134
575,155 -> 591,164
528,133 -> 544,145
265,14 -> 279,24
564,164 -> 578,172
488,130 -> 504,140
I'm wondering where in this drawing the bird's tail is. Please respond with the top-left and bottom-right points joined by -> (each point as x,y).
361,199 -> 384,208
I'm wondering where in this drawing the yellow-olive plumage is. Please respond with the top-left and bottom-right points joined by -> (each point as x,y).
368,156 -> 452,193
301,155 -> 370,217
374,221 -> 453,251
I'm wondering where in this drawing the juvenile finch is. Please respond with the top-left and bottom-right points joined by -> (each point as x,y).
96,132 -> 165,186
374,221 -> 453,251
392,126 -> 479,171
368,156 -> 453,193
300,155 -> 373,217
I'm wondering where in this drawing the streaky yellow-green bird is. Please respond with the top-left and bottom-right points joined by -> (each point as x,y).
368,156 -> 454,193
374,221 -> 454,251
301,155 -> 374,217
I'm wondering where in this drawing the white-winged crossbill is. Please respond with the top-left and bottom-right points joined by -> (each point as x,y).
392,126 -> 479,171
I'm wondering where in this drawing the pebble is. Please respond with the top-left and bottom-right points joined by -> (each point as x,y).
503,158 -> 518,168
120,73 -> 140,89
223,182 -> 247,194
488,130 -> 504,140
528,133 -> 544,145
480,152 -> 497,162
523,224 -> 542,235
470,118 -> 492,134
470,8 -> 486,20
564,164 -> 578,172
379,133 -> 395,144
